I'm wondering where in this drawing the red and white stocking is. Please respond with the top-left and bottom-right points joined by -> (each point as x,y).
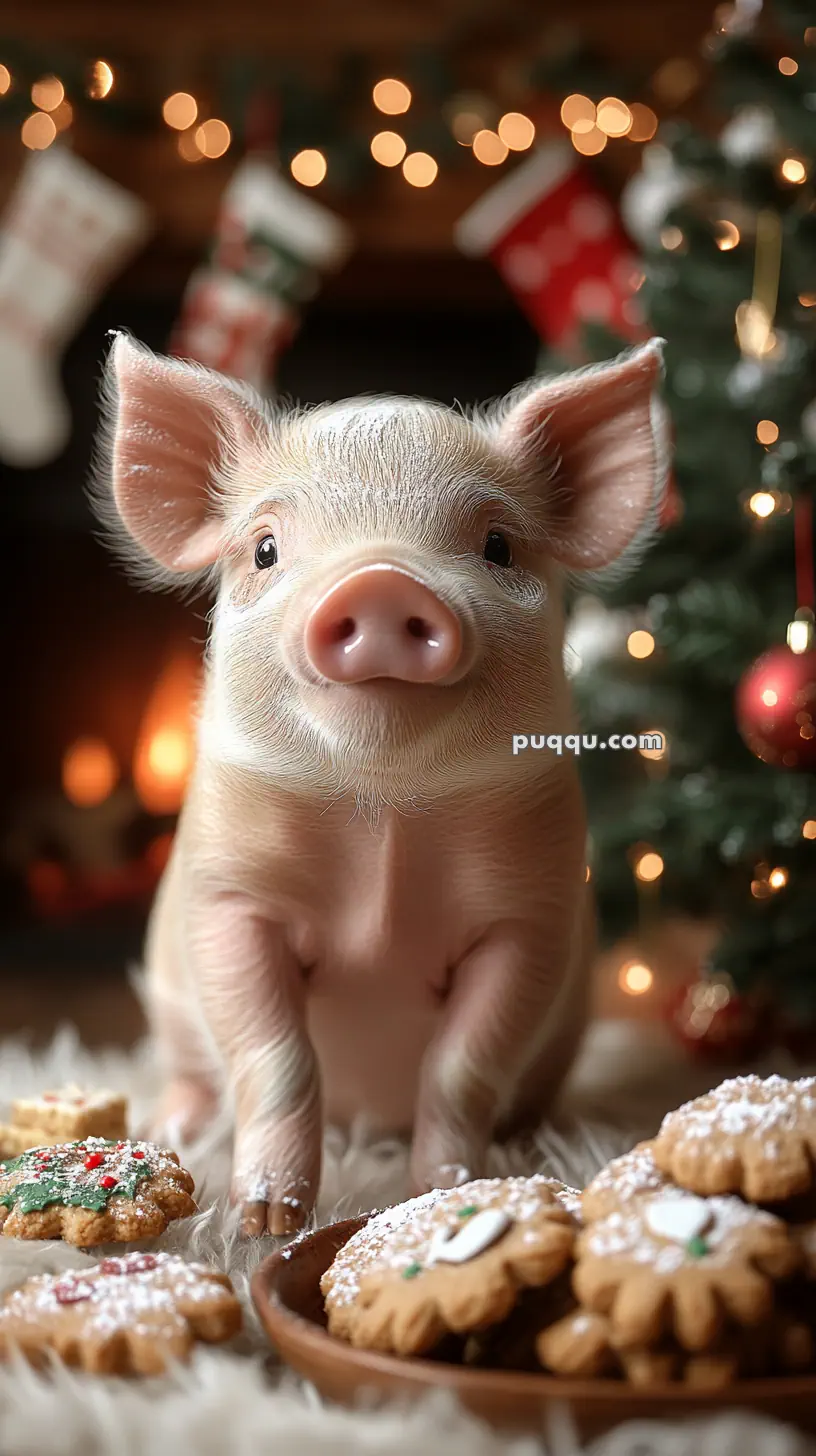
0,146 -> 151,468
455,141 -> 645,351
170,157 -> 352,394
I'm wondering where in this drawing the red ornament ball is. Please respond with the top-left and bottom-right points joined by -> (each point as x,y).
735,645 -> 816,769
665,977 -> 770,1063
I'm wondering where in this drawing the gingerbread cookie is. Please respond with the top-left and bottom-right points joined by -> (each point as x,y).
0,1086 -> 127,1158
0,1252 -> 241,1374
321,1176 -> 579,1356
582,1142 -> 672,1222
653,1074 -> 816,1203
538,1306 -> 812,1387
0,1137 -> 196,1245
572,1189 -> 799,1351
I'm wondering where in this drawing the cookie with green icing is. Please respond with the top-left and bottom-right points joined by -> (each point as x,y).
0,1137 -> 196,1246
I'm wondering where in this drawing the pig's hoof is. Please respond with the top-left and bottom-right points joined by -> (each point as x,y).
240,1198 -> 307,1239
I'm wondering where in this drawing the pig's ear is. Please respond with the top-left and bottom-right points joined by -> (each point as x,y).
495,338 -> 669,573
94,332 -> 267,584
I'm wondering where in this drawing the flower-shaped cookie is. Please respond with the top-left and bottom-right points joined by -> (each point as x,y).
321,1175 -> 579,1356
582,1141 -> 672,1222
0,1137 -> 196,1245
0,1252 -> 241,1374
653,1074 -> 816,1203
572,1189 -> 799,1351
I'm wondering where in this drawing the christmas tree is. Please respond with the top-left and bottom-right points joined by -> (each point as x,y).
566,3 -> 816,1048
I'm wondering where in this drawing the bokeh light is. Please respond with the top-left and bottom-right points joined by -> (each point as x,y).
163,92 -> 198,130
87,60 -> 114,98
595,97 -> 632,137
0,65 -> 12,95
714,219 -> 740,251
769,866 -> 789,889
571,126 -> 607,156
373,78 -> 411,115
634,851 -> 664,882
31,75 -> 64,112
627,630 -> 655,659
62,738 -> 119,808
618,960 -> 654,996
290,148 -> 327,186
194,118 -> 231,159
497,112 -> 535,150
778,56 -> 799,74
560,94 -> 595,131
627,103 -> 658,141
803,820 -> 816,839
780,157 -> 807,183
472,129 -> 508,165
402,151 -> 438,187
21,111 -> 56,149
756,419 -> 779,444
370,131 -> 406,166
748,491 -> 776,517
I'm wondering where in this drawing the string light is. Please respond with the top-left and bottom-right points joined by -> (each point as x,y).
87,60 -> 114,98
627,103 -> 658,141
0,65 -> 11,95
52,100 -> 73,132
472,129 -> 508,165
639,732 -> 667,761
21,111 -> 56,149
652,57 -> 700,104
748,491 -> 777,517
31,75 -> 64,112
780,158 -> 807,183
756,419 -> 779,445
660,225 -> 684,251
595,98 -> 632,137
451,109 -> 485,145
571,126 -> 607,156
373,78 -> 411,115
778,56 -> 799,74
618,960 -> 654,996
627,630 -> 655,659
714,219 -> 740,251
560,94 -> 595,132
803,820 -> 816,839
497,112 -> 535,150
194,119 -> 231,159
62,738 -> 118,808
177,129 -> 203,163
370,131 -> 406,166
402,151 -> 437,187
769,866 -> 788,890
163,92 -> 198,130
634,850 -> 664,882
290,148 -> 326,186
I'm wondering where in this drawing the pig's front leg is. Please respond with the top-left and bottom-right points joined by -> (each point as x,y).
190,892 -> 321,1237
411,781 -> 587,1193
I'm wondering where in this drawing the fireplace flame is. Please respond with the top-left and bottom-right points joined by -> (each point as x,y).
62,737 -> 119,807
133,653 -> 200,815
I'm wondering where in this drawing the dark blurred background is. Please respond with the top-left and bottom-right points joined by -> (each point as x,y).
0,0 -> 718,1044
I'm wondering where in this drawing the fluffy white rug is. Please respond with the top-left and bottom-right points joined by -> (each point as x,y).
0,1019 -> 812,1456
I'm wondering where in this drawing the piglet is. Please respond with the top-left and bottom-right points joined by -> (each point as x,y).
95,333 -> 668,1236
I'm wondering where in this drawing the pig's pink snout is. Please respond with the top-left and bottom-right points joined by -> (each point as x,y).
303,564 -> 463,684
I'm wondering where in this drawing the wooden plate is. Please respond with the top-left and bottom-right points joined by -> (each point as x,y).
251,1214 -> 816,1437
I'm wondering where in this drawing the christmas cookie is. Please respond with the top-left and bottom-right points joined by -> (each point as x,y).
572,1190 -> 799,1351
537,1308 -> 812,1386
321,1175 -> 579,1356
0,1137 -> 196,1246
653,1074 -> 816,1203
0,1086 -> 127,1157
0,1251 -> 241,1374
582,1142 -> 672,1222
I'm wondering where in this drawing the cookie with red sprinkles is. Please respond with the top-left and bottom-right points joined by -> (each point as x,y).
0,1137 -> 196,1245
0,1251 -> 241,1374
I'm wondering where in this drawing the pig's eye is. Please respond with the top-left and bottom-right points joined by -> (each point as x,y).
483,530 -> 512,568
254,535 -> 278,570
